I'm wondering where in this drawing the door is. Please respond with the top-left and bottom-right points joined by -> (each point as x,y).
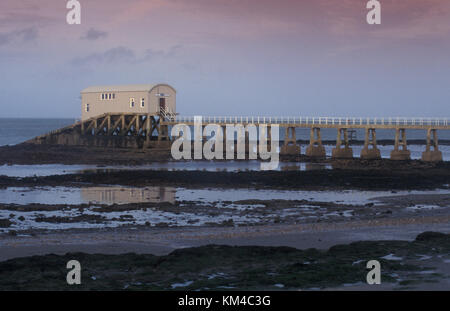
159,98 -> 166,112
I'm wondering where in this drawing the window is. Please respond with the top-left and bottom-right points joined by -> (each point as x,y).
130,98 -> 135,108
141,98 -> 145,108
109,93 -> 112,100
85,104 -> 90,112
112,93 -> 115,99
101,94 -> 104,100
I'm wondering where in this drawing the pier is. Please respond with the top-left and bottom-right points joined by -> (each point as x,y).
28,113 -> 450,162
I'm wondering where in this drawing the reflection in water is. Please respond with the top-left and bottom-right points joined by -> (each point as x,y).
83,161 -> 332,174
82,186 -> 176,204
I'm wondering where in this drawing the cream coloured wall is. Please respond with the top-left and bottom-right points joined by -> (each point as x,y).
149,84 -> 176,115
81,84 -> 176,120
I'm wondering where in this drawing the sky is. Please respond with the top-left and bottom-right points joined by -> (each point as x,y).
0,0 -> 449,118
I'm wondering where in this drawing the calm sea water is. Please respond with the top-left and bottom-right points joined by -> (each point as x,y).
0,118 -> 75,146
0,118 -> 449,147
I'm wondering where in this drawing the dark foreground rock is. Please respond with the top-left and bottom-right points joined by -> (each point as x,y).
0,231 -> 448,290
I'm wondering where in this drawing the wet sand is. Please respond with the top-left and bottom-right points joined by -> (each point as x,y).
1,214 -> 450,261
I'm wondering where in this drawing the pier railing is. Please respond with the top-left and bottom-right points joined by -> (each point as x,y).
169,116 -> 449,127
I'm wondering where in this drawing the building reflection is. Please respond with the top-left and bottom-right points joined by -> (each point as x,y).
81,186 -> 176,204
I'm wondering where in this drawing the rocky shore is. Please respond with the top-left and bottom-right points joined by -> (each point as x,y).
0,231 -> 448,290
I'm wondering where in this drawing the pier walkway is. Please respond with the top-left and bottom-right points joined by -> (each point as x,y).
29,113 -> 450,162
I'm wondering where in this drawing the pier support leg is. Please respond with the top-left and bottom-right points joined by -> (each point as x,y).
305,128 -> 326,158
120,115 -> 125,135
236,127 -> 247,160
222,126 -> 228,158
390,128 -> 411,160
244,131 -> 250,157
360,128 -> 381,159
143,114 -> 151,148
157,115 -> 170,141
280,127 -> 300,155
422,129 -> 443,162
332,128 -> 353,159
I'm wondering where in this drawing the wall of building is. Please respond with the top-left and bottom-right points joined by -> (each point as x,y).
81,90 -> 150,120
81,84 -> 176,120
148,84 -> 176,115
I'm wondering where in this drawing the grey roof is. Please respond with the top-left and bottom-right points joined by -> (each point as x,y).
81,84 -> 175,93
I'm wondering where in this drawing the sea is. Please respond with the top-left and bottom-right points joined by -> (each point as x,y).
0,118 -> 76,146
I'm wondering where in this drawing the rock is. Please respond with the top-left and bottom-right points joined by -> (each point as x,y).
415,231 -> 448,242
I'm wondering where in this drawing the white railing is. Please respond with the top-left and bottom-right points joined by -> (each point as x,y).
160,107 -> 177,121
170,116 -> 449,127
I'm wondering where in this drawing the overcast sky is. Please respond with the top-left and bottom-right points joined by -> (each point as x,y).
0,0 -> 449,118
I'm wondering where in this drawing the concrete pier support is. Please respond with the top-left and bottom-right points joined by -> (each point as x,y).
390,128 -> 411,160
267,126 -> 272,153
422,129 -> 443,162
305,127 -> 326,158
332,128 -> 353,159
143,115 -> 152,148
360,128 -> 381,159
222,126 -> 227,155
280,127 -> 300,155
236,127 -> 247,159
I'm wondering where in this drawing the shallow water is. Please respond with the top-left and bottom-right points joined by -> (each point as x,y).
0,186 -> 449,206
0,161 -> 332,177
0,204 -> 257,231
1,186 -> 449,233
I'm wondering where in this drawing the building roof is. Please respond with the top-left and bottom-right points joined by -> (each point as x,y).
81,84 -> 175,93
